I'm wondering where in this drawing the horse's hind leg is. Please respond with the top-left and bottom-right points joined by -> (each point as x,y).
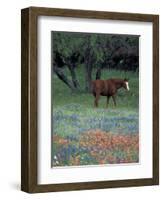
93,92 -> 96,107
94,93 -> 100,108
112,95 -> 116,107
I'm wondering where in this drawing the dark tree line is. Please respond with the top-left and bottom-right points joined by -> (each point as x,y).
52,31 -> 139,92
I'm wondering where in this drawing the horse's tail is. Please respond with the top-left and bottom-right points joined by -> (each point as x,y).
96,68 -> 101,80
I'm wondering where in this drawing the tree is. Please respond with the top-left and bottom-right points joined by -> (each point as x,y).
52,32 -> 139,92
52,32 -> 84,91
53,51 -> 75,90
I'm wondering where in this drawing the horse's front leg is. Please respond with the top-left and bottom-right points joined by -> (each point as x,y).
106,96 -> 110,108
112,95 -> 116,107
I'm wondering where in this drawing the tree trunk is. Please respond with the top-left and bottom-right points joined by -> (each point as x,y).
53,66 -> 75,91
67,64 -> 80,89
85,65 -> 92,92
84,36 -> 93,92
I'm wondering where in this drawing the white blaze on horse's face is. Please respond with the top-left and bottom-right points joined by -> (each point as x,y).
125,81 -> 130,91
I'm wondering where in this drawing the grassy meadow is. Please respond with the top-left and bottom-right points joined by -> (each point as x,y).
52,67 -> 139,167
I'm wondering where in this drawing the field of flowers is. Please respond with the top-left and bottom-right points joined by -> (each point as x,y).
52,69 -> 139,167
53,129 -> 138,166
52,103 -> 139,166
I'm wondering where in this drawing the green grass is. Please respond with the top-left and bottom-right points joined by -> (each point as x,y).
52,67 -> 139,138
52,67 -> 139,110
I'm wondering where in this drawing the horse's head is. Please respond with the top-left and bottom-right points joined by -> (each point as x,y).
123,78 -> 130,91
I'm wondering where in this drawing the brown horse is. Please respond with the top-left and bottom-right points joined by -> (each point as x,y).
92,78 -> 129,107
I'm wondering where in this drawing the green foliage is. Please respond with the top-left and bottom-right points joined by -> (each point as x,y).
52,31 -> 139,92
52,31 -> 139,70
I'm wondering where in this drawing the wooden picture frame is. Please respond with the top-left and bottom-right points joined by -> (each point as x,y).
21,7 -> 159,193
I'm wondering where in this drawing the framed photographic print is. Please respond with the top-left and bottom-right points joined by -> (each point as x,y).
21,7 -> 159,193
